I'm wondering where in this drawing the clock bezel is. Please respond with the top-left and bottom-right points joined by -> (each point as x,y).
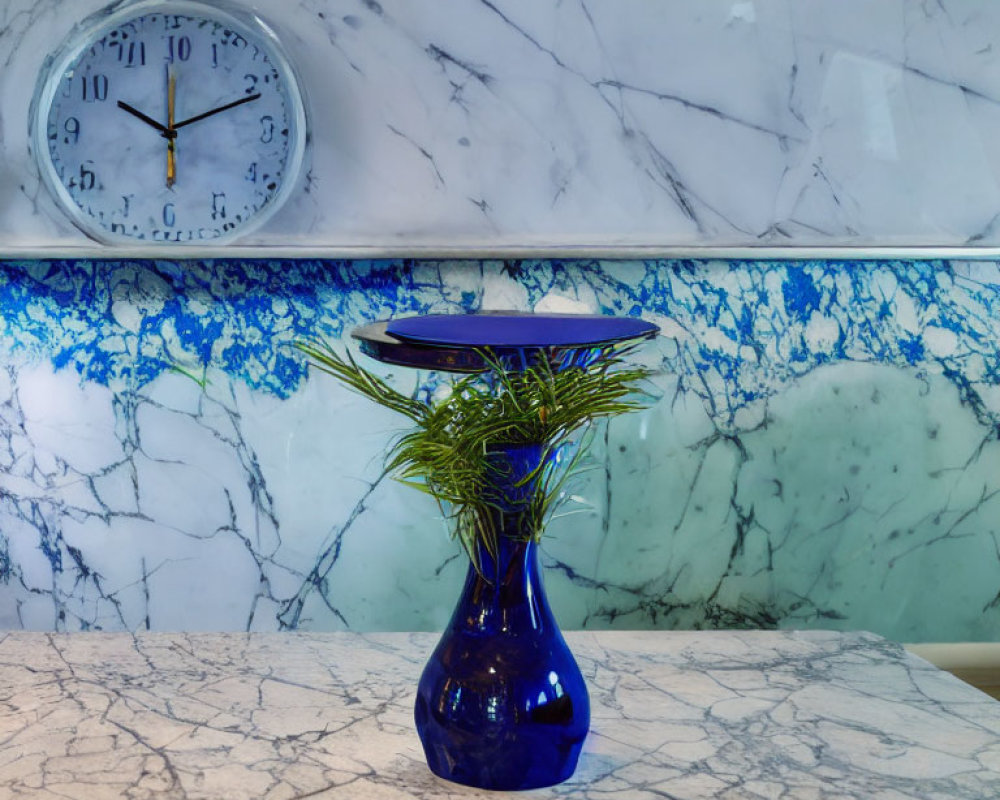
29,0 -> 309,246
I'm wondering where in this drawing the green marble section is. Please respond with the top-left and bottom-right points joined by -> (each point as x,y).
552,361 -> 999,641
0,259 -> 997,642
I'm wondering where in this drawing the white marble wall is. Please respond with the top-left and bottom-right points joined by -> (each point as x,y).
2,0 -> 1000,248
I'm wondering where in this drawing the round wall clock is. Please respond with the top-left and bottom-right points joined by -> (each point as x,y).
30,0 -> 308,245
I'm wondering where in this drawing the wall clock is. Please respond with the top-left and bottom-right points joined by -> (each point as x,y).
30,0 -> 308,245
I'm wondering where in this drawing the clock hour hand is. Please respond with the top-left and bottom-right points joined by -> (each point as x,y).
173,92 -> 262,131
117,100 -> 177,139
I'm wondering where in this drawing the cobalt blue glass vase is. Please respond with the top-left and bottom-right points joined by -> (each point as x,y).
414,444 -> 590,791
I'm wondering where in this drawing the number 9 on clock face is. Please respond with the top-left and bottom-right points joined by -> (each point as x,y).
30,0 -> 308,245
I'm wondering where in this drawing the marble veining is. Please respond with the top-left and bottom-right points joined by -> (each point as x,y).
2,630 -> 1000,798
1,259 -> 997,416
0,259 -> 999,643
2,0 -> 1000,247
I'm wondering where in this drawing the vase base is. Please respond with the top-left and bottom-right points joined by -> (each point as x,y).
422,741 -> 584,791
416,693 -> 586,791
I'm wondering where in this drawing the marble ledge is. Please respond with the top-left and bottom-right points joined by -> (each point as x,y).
7,244 -> 1000,262
2,630 -> 1000,799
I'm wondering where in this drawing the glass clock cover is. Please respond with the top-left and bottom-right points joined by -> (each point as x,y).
30,0 -> 308,245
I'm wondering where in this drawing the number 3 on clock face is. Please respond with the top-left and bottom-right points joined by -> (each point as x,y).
30,0 -> 308,245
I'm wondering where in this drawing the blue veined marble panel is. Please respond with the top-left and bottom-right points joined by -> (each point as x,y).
0,259 -> 997,642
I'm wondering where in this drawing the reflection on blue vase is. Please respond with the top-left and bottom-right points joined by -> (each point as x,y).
414,443 -> 590,791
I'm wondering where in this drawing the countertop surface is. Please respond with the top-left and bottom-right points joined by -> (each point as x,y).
2,630 -> 999,799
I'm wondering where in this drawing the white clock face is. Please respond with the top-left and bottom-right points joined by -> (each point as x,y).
33,1 -> 307,244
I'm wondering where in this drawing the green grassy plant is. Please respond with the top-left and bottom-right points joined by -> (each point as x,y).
298,340 -> 652,566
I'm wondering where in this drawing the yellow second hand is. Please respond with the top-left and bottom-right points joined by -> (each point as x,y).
167,69 -> 176,188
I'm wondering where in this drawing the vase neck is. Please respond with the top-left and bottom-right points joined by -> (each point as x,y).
472,535 -> 537,584
482,442 -> 545,514
446,442 -> 559,636
452,537 -> 557,636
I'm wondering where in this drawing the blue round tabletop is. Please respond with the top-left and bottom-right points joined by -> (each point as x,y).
352,313 -> 658,373
385,312 -> 658,348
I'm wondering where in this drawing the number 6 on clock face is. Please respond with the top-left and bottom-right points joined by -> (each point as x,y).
30,0 -> 308,245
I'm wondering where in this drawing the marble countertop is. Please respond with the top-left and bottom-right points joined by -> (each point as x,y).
2,630 -> 999,799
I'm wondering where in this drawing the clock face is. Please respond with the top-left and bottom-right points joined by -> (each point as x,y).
32,0 -> 307,244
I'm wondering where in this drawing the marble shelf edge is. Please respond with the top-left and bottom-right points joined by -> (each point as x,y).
0,244 -> 999,261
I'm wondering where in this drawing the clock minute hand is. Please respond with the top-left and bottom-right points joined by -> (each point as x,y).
173,93 -> 263,131
117,100 -> 176,139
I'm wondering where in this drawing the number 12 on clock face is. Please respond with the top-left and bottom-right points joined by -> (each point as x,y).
32,0 -> 308,245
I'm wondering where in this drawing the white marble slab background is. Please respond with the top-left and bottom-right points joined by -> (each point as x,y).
2,0 -> 1000,248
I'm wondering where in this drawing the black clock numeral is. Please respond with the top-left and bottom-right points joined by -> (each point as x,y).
163,203 -> 176,227
122,194 -> 134,219
79,162 -> 96,191
109,38 -> 146,66
244,73 -> 259,95
246,162 -> 258,183
211,43 -> 219,68
81,74 -> 109,102
165,34 -> 191,63
164,15 -> 184,30
222,29 -> 248,49
67,161 -> 96,191
211,192 -> 227,220
259,115 -> 274,143
64,117 -> 80,145
125,41 -> 147,67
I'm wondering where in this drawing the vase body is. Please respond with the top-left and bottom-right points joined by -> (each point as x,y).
414,444 -> 590,791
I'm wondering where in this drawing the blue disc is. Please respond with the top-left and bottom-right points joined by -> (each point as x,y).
386,312 -> 657,348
